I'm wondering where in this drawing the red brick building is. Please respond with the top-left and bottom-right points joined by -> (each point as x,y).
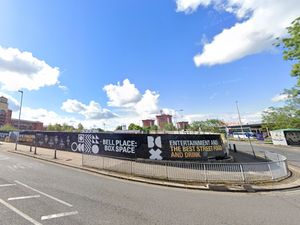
176,121 -> 189,130
142,119 -> 155,128
0,96 -> 12,127
0,96 -> 44,130
156,114 -> 172,129
11,119 -> 44,131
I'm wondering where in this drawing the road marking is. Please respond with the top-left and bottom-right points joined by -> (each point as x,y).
14,180 -> 73,207
0,183 -> 16,187
41,211 -> 78,221
8,195 -> 40,201
0,156 -> 9,160
0,198 -> 42,225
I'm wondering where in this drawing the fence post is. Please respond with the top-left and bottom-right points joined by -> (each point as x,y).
264,152 -> 267,160
233,144 -> 237,152
34,141 -> 37,155
267,163 -> 274,180
204,164 -> 207,182
239,164 -> 245,182
165,162 -> 168,180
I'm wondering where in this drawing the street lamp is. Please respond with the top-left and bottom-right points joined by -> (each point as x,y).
15,90 -> 23,150
235,100 -> 256,158
235,101 -> 244,133
174,109 -> 184,131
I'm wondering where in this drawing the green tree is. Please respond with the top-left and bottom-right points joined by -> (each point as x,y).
47,123 -> 75,132
263,17 -> 300,131
0,124 -> 17,131
128,123 -> 144,131
77,123 -> 84,131
163,123 -> 176,131
189,119 -> 225,133
150,125 -> 158,131
262,105 -> 300,130
115,125 -> 123,131
94,128 -> 104,132
277,17 -> 300,96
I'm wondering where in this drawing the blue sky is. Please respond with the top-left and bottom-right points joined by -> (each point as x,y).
0,0 -> 299,129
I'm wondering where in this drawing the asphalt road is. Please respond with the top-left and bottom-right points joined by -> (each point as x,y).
231,141 -> 300,167
1,148 -> 300,225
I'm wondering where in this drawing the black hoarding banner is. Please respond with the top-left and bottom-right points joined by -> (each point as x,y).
31,132 -> 225,161
284,130 -> 300,146
0,131 -> 9,141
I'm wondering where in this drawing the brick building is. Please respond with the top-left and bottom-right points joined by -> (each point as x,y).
176,121 -> 189,130
0,96 -> 44,130
142,119 -> 155,128
156,114 -> 172,129
11,119 -> 44,131
0,96 -> 12,127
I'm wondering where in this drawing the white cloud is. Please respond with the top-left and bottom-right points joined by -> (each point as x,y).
271,93 -> 290,102
0,46 -> 59,91
11,106 -> 122,130
176,0 -> 300,66
135,90 -> 160,116
12,107 -> 77,126
58,85 -> 68,92
61,99 -> 117,120
103,79 -> 141,107
103,79 -> 161,118
176,0 -> 214,13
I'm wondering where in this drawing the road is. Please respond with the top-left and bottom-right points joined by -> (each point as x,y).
231,141 -> 300,167
1,148 -> 300,225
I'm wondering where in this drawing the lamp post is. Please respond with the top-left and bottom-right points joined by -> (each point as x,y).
174,109 -> 183,131
235,101 -> 244,133
15,90 -> 23,150
235,100 -> 256,158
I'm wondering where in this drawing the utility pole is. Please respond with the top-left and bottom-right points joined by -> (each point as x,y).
235,101 -> 244,133
235,100 -> 256,158
15,90 -> 23,150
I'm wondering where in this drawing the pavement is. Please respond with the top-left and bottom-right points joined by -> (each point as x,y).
1,142 -> 300,193
1,142 -> 300,225
230,140 -> 300,167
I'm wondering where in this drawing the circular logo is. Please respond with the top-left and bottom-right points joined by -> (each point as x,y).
92,145 -> 99,154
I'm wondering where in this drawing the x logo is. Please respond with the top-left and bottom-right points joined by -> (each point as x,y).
149,148 -> 163,160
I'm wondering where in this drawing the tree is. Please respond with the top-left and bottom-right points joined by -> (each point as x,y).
128,123 -> 143,131
263,17 -> 300,131
150,125 -> 158,131
77,123 -> 84,132
0,124 -> 17,131
189,119 -> 225,133
277,17 -> 300,96
163,123 -> 176,131
262,105 -> 300,130
94,128 -> 104,132
115,125 -> 123,131
47,123 -> 75,132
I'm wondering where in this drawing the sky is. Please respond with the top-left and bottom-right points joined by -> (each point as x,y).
0,0 -> 299,130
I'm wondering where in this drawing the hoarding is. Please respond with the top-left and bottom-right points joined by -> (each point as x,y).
22,131 -> 225,160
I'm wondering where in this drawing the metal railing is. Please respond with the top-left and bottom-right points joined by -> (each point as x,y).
82,151 -> 289,183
